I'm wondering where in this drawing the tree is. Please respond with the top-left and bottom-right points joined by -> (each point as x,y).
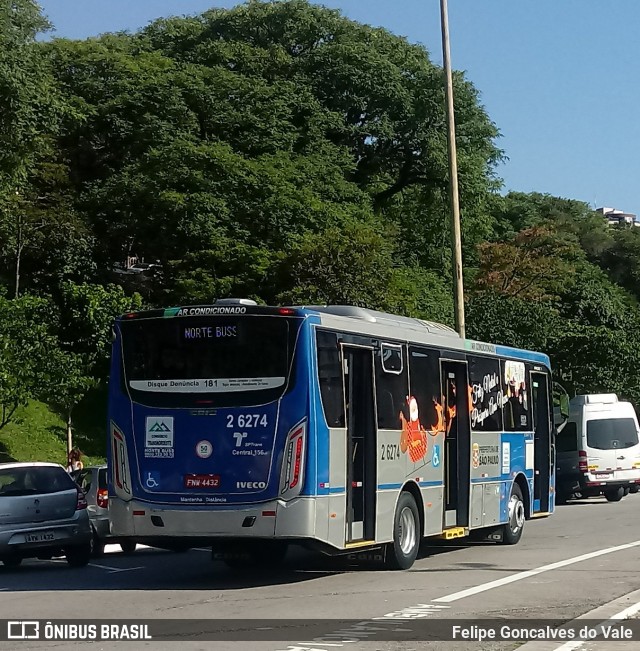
0,292 -> 60,429
45,0 -> 502,302
56,282 -> 143,382
473,226 -> 577,302
0,0 -> 61,193
43,349 -> 95,461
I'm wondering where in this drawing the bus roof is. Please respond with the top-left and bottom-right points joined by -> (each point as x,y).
116,300 -> 551,368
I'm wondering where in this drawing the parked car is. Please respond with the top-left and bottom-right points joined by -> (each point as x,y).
0,462 -> 92,568
71,465 -> 138,556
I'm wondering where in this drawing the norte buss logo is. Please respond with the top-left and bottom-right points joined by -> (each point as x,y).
149,422 -> 171,433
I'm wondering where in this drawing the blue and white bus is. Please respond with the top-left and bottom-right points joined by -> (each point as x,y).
107,300 -> 557,570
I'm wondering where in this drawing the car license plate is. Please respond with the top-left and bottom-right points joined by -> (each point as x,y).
26,531 -> 55,543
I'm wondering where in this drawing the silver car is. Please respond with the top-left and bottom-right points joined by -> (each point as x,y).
0,462 -> 92,568
72,465 -> 138,555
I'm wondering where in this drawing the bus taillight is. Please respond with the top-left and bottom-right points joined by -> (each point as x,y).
280,419 -> 306,499
290,437 -> 303,489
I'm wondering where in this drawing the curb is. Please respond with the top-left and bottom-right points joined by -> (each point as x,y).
515,587 -> 640,650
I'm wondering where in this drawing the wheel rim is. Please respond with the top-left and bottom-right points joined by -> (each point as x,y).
508,494 -> 525,534
399,506 -> 417,555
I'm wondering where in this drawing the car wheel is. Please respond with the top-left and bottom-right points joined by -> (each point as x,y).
120,540 -> 137,554
385,492 -> 420,570
501,484 -> 525,545
604,487 -> 624,502
1,557 -> 22,568
66,544 -> 92,568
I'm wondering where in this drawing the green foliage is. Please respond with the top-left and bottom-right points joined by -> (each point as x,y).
56,282 -> 142,380
0,0 -> 62,192
0,399 -> 106,465
6,0 -> 640,459
0,292 -> 60,428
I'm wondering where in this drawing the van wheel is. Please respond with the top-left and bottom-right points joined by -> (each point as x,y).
501,484 -> 525,545
120,541 -> 137,554
630,485 -> 639,494
66,544 -> 91,568
385,492 -> 420,570
604,487 -> 624,502
90,529 -> 104,557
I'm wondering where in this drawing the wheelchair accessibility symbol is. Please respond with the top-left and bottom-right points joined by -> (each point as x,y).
145,472 -> 160,489
432,444 -> 441,468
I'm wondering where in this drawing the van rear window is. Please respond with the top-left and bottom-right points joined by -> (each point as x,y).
586,418 -> 639,450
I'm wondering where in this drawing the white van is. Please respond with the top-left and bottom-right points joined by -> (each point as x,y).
556,394 -> 640,503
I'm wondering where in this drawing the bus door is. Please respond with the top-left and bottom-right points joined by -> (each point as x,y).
342,345 -> 377,543
441,360 -> 471,528
531,372 -> 551,512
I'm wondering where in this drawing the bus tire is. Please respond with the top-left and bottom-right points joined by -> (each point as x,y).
630,485 -> 639,494
501,484 -> 525,545
385,492 -> 420,570
604,487 -> 624,502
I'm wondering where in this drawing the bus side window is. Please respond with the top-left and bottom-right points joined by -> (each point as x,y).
468,355 -> 503,432
408,346 -> 440,431
376,343 -> 408,429
502,360 -> 530,431
316,330 -> 345,428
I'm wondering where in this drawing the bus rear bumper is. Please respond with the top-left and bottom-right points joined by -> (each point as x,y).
109,497 -> 318,541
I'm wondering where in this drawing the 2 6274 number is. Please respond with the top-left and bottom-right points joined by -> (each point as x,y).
380,444 -> 401,461
226,414 -> 268,428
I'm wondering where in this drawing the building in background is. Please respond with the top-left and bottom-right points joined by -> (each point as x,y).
596,206 -> 639,227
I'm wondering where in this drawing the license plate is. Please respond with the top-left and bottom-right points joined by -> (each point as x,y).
26,531 -> 55,543
184,474 -> 220,489
595,472 -> 612,477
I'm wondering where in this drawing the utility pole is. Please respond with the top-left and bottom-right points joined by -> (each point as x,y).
439,0 -> 466,338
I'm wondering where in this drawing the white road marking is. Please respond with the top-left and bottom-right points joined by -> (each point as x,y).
276,604 -> 451,651
88,562 -> 144,573
433,539 -> 640,603
103,543 -> 154,553
553,600 -> 640,651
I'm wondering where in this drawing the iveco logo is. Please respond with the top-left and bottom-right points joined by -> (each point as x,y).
236,481 -> 266,489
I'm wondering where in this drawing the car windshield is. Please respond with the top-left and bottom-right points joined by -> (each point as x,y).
0,466 -> 76,496
586,418 -> 640,450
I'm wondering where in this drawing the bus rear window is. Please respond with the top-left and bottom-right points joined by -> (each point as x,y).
586,418 -> 639,450
121,316 -> 295,407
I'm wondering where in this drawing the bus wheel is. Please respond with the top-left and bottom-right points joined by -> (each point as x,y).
604,487 -> 624,502
630,485 -> 639,494
501,484 -> 525,545
385,492 -> 420,570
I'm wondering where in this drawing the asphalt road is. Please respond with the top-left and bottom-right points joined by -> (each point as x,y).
1,494 -> 640,651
